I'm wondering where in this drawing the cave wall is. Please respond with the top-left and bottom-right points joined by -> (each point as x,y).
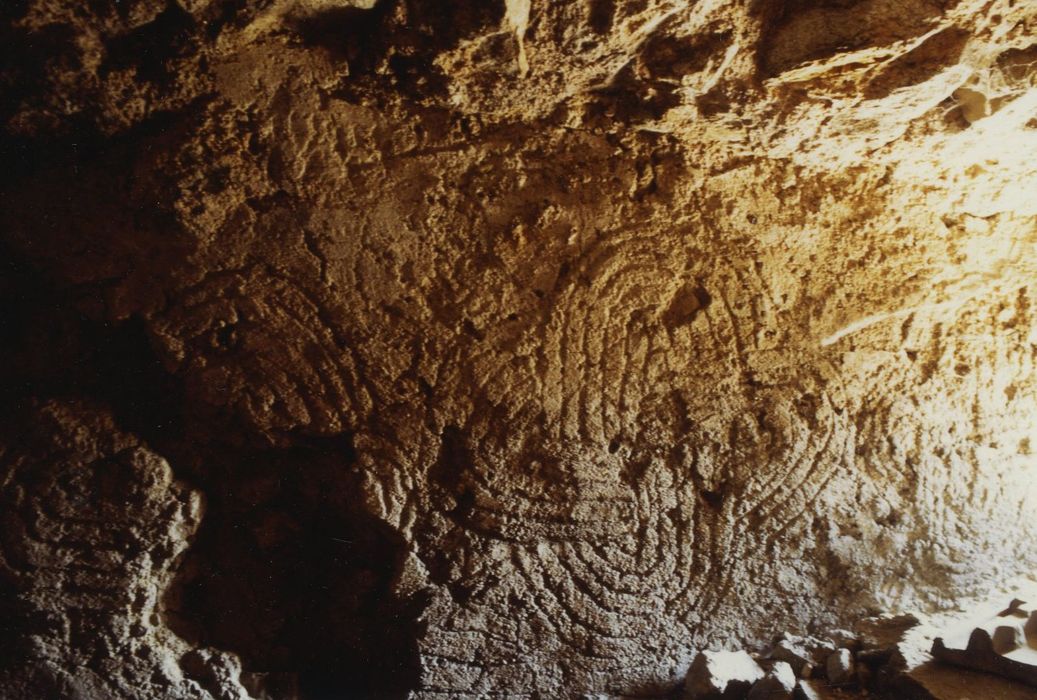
2,0 -> 1037,697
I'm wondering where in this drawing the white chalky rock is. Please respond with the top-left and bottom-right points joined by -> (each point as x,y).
825,649 -> 855,686
793,679 -> 826,700
684,650 -> 765,699
748,661 -> 796,700
769,635 -> 834,674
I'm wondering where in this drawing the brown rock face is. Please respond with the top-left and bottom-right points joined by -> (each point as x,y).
3,0 -> 1037,697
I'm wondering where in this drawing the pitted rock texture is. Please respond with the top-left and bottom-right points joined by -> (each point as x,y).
0,400 -> 222,699
3,0 -> 1037,697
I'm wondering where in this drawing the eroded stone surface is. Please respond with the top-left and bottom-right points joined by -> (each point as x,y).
0,400 -> 229,699
3,0 -> 1037,696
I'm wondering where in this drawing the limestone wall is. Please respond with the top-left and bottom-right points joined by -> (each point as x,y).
2,0 -> 1037,696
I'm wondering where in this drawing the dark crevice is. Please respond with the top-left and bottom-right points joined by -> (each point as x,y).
164,438 -> 424,699
0,245 -> 172,434
664,282 -> 712,329
103,4 -> 198,85
428,425 -> 471,498
0,92 -> 212,195
587,0 -> 615,35
700,488 -> 725,509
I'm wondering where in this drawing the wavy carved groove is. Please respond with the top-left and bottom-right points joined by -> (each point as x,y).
3,0 -> 1037,697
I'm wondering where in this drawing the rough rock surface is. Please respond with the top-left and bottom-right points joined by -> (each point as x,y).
746,661 -> 795,700
825,649 -> 855,687
3,0 -> 1037,697
0,400 -> 222,698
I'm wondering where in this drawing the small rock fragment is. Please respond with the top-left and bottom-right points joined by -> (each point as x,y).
793,679 -> 826,700
800,662 -> 814,680
991,623 -> 1026,654
826,629 -> 859,651
180,648 -> 250,700
748,661 -> 796,700
767,634 -> 836,677
769,638 -> 813,675
825,649 -> 855,686
685,650 -> 766,699
954,85 -> 991,124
